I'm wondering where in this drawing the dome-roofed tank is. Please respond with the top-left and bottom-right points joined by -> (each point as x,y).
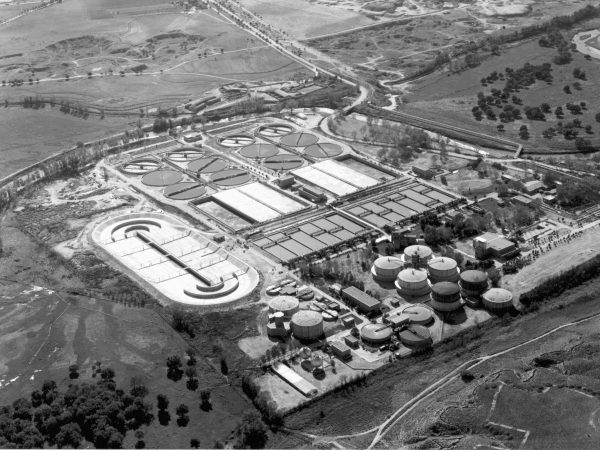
430,282 -> 462,312
361,323 -> 393,345
399,325 -> 432,348
427,257 -> 459,284
291,310 -> 324,340
269,295 -> 300,318
402,245 -> 433,269
395,268 -> 431,298
482,288 -> 514,312
371,256 -> 404,282
459,270 -> 488,298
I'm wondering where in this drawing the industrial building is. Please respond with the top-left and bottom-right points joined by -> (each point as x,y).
473,232 -> 519,259
371,256 -> 404,282
395,268 -> 431,298
391,225 -> 419,251
430,282 -> 462,312
329,341 -> 352,360
427,257 -> 459,284
341,286 -> 381,314
290,310 -> 324,340
267,312 -> 290,338
402,245 -> 433,268
482,288 -> 514,313
459,270 -> 488,298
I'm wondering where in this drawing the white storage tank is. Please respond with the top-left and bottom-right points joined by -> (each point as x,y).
427,257 -> 459,284
482,288 -> 514,313
371,256 -> 404,282
269,295 -> 300,318
395,268 -> 431,298
430,282 -> 462,312
402,245 -> 433,269
291,310 -> 324,340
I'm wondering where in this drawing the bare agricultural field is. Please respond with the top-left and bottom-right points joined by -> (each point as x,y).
239,0 -> 375,40
0,107 -> 128,179
0,0 -> 305,110
404,38 -> 600,153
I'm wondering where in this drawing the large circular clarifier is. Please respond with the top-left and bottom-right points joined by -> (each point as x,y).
210,169 -> 250,186
141,169 -> 183,186
167,147 -> 203,162
280,132 -> 318,147
163,182 -> 207,200
219,134 -> 254,147
121,158 -> 160,174
263,154 -> 304,171
258,123 -> 294,137
239,143 -> 279,159
304,142 -> 342,158
187,157 -> 227,174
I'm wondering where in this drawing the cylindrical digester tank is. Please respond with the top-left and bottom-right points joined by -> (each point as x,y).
430,282 -> 462,312
371,256 -> 404,282
291,310 -> 324,340
482,288 -> 514,312
395,268 -> 431,298
273,311 -> 285,325
400,305 -> 434,325
427,257 -> 459,284
459,270 -> 488,298
399,325 -> 432,349
402,245 -> 433,269
360,324 -> 393,345
269,295 -> 300,318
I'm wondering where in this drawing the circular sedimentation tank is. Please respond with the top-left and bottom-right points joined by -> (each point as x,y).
371,256 -> 404,282
482,288 -> 514,312
218,134 -> 255,147
258,123 -> 293,137
263,154 -> 304,171
427,257 -> 459,284
399,325 -> 432,348
167,147 -> 202,162
280,132 -> 318,147
400,305 -> 434,325
361,324 -> 393,345
239,143 -> 279,159
402,245 -> 433,269
163,182 -> 207,200
210,169 -> 250,187
141,169 -> 183,187
459,270 -> 489,298
187,157 -> 227,174
304,142 -> 343,158
430,282 -> 462,312
269,295 -> 300,318
291,310 -> 324,340
121,158 -> 160,174
395,268 -> 431,298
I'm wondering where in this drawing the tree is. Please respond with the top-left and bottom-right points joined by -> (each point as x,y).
157,394 -> 169,411
166,355 -> 183,381
595,112 -> 600,123
220,358 -> 229,375
200,390 -> 212,411
135,440 -> 146,449
234,412 -> 268,449
191,438 -> 200,449
176,404 -> 189,427
130,377 -> 149,398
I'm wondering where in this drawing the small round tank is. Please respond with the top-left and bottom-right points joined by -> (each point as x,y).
371,256 -> 404,282
395,268 -> 431,298
459,270 -> 488,298
482,288 -> 514,312
430,282 -> 462,312
427,257 -> 459,284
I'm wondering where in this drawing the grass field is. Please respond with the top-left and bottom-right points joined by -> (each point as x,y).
0,107 -> 129,179
404,37 -> 600,153
0,182 -> 255,448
